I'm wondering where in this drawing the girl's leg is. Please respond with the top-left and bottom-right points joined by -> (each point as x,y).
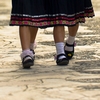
30,27 -> 38,50
65,24 -> 79,59
68,24 -> 79,36
19,26 -> 36,68
19,26 -> 30,50
53,26 -> 69,65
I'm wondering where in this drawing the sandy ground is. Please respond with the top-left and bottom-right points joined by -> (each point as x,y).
0,0 -> 100,100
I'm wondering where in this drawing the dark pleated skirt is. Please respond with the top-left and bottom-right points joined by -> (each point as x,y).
10,0 -> 95,28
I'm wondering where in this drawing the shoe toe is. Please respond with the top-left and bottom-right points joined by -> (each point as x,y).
56,54 -> 69,66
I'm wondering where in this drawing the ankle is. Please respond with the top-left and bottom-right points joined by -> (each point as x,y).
65,42 -> 74,51
30,42 -> 37,50
21,49 -> 34,60
55,42 -> 66,59
66,35 -> 75,44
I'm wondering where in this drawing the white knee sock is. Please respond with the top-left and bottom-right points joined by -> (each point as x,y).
65,35 -> 75,51
55,42 -> 66,59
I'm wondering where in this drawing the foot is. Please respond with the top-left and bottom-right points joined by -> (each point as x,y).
22,55 -> 34,69
56,54 -> 69,66
64,42 -> 75,60
21,51 -> 35,69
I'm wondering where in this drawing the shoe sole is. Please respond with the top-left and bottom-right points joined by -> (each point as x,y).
57,60 -> 69,66
23,62 -> 33,69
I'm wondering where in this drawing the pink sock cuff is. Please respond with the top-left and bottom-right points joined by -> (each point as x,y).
20,50 -> 34,60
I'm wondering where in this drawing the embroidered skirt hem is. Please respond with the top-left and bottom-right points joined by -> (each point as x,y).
10,0 -> 95,28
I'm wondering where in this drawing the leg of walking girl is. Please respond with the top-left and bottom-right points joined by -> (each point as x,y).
65,24 -> 79,59
53,26 -> 69,65
30,27 -> 38,52
19,26 -> 36,69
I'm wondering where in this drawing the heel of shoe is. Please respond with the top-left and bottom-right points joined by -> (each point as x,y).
22,55 -> 34,69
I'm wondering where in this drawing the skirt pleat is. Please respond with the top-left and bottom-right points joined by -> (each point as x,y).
10,0 -> 95,28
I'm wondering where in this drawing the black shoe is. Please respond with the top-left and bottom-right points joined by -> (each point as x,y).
64,42 -> 74,60
30,49 -> 35,59
56,54 -> 69,66
22,55 -> 34,69
30,49 -> 35,54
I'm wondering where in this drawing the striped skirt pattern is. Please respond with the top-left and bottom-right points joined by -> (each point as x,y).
10,0 -> 95,28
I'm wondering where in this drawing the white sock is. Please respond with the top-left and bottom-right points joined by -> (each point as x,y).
30,43 -> 34,50
22,49 -> 30,54
65,35 -> 75,51
30,42 -> 37,50
67,35 -> 75,44
21,49 -> 33,61
55,42 -> 66,59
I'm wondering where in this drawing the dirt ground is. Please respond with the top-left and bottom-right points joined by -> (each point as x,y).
0,0 -> 100,100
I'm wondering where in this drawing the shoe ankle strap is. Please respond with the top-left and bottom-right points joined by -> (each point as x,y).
65,42 -> 75,47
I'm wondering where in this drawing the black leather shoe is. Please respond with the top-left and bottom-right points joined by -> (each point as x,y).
22,55 -> 34,69
64,42 -> 74,60
56,54 -> 69,66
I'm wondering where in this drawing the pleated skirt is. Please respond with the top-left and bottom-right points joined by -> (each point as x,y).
10,0 -> 95,28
